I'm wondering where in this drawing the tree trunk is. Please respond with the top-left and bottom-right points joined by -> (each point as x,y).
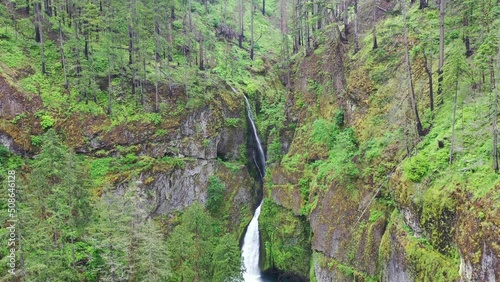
463,7 -> 472,57
450,70 -> 459,164
494,80 -> 499,172
419,0 -> 427,9
437,0 -> 445,105
34,1 -> 41,42
403,1 -> 424,137
492,58 -> 498,171
238,0 -> 244,48
35,1 -> 46,74
262,0 -> 265,15
199,37 -> 204,70
58,20 -> 68,89
107,60 -> 112,115
354,0 -> 359,54
44,0 -> 52,16
317,1 -> 322,30
280,0 -> 287,34
372,0 -> 378,49
343,0 -> 348,38
250,0 -> 254,60
423,51 -> 434,111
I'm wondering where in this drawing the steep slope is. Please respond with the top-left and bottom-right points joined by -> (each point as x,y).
0,0 -> 499,281
255,0 -> 500,281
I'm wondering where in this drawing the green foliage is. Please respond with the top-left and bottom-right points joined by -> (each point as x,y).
334,109 -> 345,128
147,112 -> 162,125
207,176 -> 225,215
312,118 -> 337,148
267,135 -> 282,163
167,203 -> 242,282
10,113 -> 26,124
13,129 -> 93,280
315,127 -> 360,184
403,153 -> 431,182
225,117 -> 241,128
40,114 -> 55,130
154,129 -> 168,136
211,234 -> 244,282
368,209 -> 385,223
30,135 -> 43,147
203,139 -> 211,148
259,200 -> 311,275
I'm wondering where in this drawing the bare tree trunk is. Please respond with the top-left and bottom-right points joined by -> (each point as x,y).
450,70 -> 459,164
169,5 -> 174,60
154,0 -> 160,111
403,0 -> 424,136
250,0 -> 255,60
58,20 -> 68,89
39,7 -> 46,74
372,0 -> 378,49
494,80 -> 499,171
423,50 -> 434,111
238,0 -> 245,48
343,0 -> 348,38
107,54 -> 112,115
280,0 -> 287,34
128,0 -> 139,98
199,37 -> 204,70
317,1 -> 322,30
44,0 -> 52,16
492,57 -> 498,171
354,0 -> 359,54
419,0 -> 427,9
304,0 -> 310,54
437,0 -> 445,105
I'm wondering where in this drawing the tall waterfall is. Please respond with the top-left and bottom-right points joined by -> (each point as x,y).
242,96 -> 266,282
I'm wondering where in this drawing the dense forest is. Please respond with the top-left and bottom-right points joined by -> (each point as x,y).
0,0 -> 499,281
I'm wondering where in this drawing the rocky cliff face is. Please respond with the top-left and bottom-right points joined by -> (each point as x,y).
257,12 -> 499,282
1,72 -> 258,232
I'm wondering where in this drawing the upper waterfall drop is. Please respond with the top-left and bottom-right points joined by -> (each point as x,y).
243,96 -> 266,179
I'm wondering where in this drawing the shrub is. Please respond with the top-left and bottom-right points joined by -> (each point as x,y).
40,114 -> 55,130
224,117 -> 240,128
403,153 -> 430,182
31,135 -> 43,147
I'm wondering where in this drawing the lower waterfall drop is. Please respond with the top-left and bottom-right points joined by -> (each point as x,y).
242,201 -> 263,281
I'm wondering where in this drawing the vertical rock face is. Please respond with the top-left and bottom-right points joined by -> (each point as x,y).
108,94 -> 258,225
456,192 -> 500,282
380,219 -> 413,282
459,245 -> 498,282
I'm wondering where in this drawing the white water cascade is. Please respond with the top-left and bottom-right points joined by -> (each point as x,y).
241,96 -> 266,282
242,201 -> 264,281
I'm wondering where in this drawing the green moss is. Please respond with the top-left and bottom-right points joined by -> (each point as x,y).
259,199 -> 311,276
369,209 -> 385,223
405,239 -> 460,282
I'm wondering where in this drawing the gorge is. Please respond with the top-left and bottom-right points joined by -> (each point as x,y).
0,0 -> 499,281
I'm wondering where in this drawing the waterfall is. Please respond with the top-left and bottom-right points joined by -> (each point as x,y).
241,95 -> 266,282
242,201 -> 264,281
243,96 -> 266,180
